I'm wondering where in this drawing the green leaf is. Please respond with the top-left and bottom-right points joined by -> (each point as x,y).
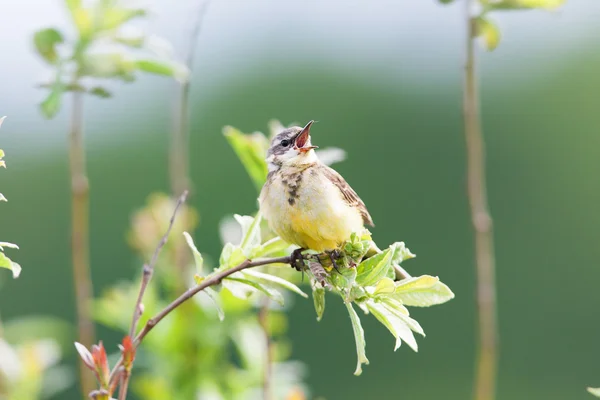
79,53 -> 136,81
236,213 -> 262,256
345,302 -> 369,376
475,17 -> 501,51
356,246 -> 394,287
134,59 -> 189,83
183,232 -> 204,274
40,84 -> 64,119
0,242 -> 19,250
393,275 -> 455,307
241,269 -> 307,298
114,35 -> 145,48
390,241 -> 416,264
225,276 -> 285,306
202,287 -> 225,321
219,243 -> 245,268
89,87 -> 112,98
330,264 -> 357,293
253,236 -> 292,258
65,0 -> 81,13
0,251 -> 21,278
588,387 -> 600,397
370,277 -> 396,296
33,28 -> 64,64
488,0 -> 565,10
312,283 -> 326,321
223,126 -> 270,192
438,0 -> 455,3
99,8 -> 146,31
366,301 -> 419,352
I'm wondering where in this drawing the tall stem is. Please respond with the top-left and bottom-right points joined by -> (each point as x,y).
463,2 -> 498,400
69,90 -> 96,397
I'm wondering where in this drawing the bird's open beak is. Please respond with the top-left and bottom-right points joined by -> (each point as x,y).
295,120 -> 318,153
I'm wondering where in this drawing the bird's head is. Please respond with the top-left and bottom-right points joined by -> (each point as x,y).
266,120 -> 318,171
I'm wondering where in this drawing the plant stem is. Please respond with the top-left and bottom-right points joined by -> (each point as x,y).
169,0 -> 211,197
108,255 -> 294,386
118,191 -> 188,400
463,3 -> 498,400
258,299 -> 273,400
69,89 -> 96,397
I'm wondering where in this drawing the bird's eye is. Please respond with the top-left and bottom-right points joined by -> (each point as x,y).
280,139 -> 290,147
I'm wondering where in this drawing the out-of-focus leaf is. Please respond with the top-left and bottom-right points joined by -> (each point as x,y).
438,0 -> 455,3
201,287 -> 225,321
0,251 -> 21,278
114,35 -> 145,48
223,126 -> 270,192
3,316 -> 72,351
0,116 -> 5,128
393,275 -> 455,307
0,242 -> 19,250
219,243 -> 245,268
79,53 -> 136,81
89,87 -> 112,98
315,147 -> 347,166
40,83 -> 64,119
33,28 -> 64,64
488,0 -> 564,10
475,17 -> 501,51
72,8 -> 93,38
312,283 -> 325,321
254,236 -> 292,258
356,246 -> 394,287
588,387 -> 600,397
99,8 -> 146,32
134,59 -> 189,82
236,213 -> 262,256
241,269 -> 307,298
183,231 -> 204,274
65,0 -> 81,13
225,276 -> 284,306
345,302 -> 368,376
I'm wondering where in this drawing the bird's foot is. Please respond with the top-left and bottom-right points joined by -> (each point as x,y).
290,248 -> 306,271
326,249 -> 342,274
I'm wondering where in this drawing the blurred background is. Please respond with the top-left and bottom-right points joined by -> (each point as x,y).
1,0 -> 600,399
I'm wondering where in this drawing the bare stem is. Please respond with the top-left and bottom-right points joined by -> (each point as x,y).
463,2 -> 498,400
109,255 -> 294,386
169,0 -> 211,197
258,299 -> 273,400
118,191 -> 189,400
69,89 -> 96,397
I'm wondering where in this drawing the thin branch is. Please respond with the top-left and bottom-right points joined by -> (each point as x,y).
108,255 -> 294,386
170,0 -> 211,197
118,191 -> 189,400
258,299 -> 273,400
463,2 -> 498,400
69,89 -> 96,397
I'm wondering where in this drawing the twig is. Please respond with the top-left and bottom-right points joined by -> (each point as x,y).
108,255 -> 294,386
463,3 -> 498,400
170,0 -> 211,197
258,299 -> 273,400
118,191 -> 189,400
69,89 -> 96,397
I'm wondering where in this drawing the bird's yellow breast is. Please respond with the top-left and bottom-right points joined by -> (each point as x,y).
259,166 -> 364,252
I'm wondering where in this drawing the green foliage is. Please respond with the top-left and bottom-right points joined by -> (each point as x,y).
0,117 -> 20,279
33,0 -> 189,118
225,123 -> 455,376
475,17 -> 501,51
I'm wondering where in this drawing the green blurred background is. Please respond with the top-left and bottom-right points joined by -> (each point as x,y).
2,0 -> 600,399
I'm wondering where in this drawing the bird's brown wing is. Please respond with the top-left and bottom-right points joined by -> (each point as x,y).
322,166 -> 374,227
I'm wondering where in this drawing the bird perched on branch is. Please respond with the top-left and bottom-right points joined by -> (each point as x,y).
259,121 -> 374,258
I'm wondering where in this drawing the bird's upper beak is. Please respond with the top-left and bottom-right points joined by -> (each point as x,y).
295,120 -> 318,153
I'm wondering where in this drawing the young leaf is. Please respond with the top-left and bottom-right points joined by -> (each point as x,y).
134,59 -> 189,83
225,276 -> 285,306
588,387 -> 600,397
202,287 -> 225,321
366,301 -> 419,352
0,242 -> 19,250
0,252 -> 21,278
393,275 -> 455,307
253,236 -> 292,258
183,231 -> 204,274
40,83 -> 64,119
369,277 -> 396,296
475,17 -> 501,51
89,87 -> 112,98
356,246 -> 394,287
312,283 -> 326,321
345,302 -> 369,375
65,0 -> 81,13
33,28 -> 64,64
223,126 -> 270,192
241,269 -> 307,298
80,53 -> 135,80
235,213 -> 262,256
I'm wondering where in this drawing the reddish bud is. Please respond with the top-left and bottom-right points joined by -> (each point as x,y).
121,336 -> 136,371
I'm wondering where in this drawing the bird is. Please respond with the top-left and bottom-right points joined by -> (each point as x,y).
259,120 -> 374,256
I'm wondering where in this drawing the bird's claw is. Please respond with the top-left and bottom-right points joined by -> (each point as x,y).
290,248 -> 305,271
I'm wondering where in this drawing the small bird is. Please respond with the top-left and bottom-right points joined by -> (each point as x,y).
259,121 -> 374,254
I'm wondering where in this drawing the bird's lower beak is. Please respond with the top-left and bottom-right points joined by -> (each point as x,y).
295,120 -> 318,153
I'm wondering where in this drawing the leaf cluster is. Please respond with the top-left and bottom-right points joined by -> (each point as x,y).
34,0 -> 189,118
